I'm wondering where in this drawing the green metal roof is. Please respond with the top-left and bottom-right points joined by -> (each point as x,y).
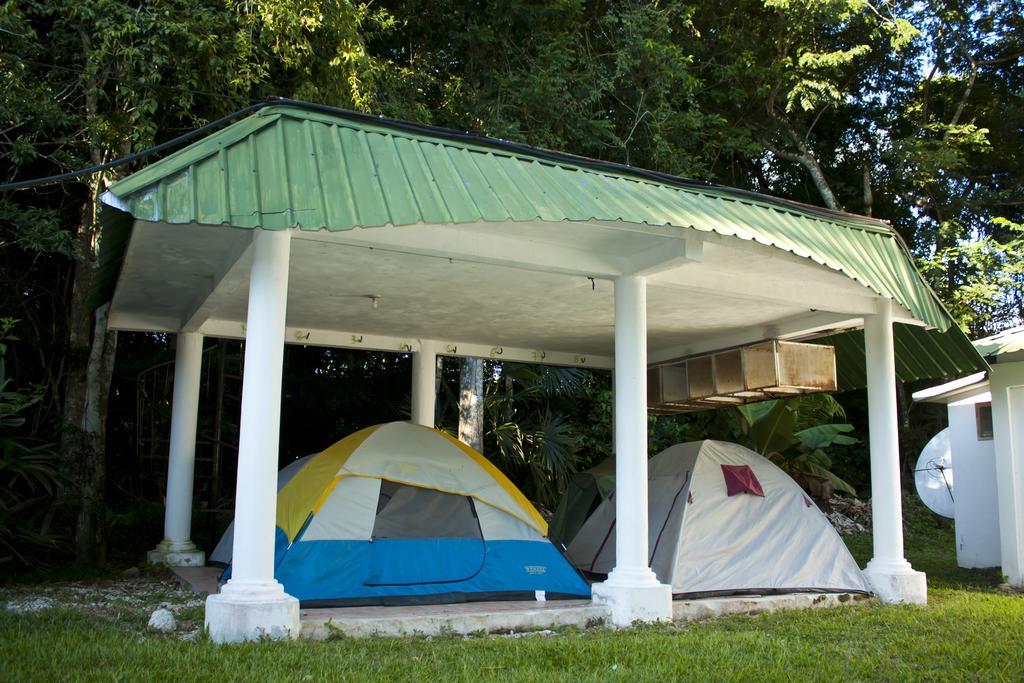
100,101 -> 989,386
816,324 -> 988,392
106,103 -> 949,328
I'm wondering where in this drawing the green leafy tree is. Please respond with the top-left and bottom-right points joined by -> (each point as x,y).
2,0 -> 1022,564
0,319 -> 63,566
1,0 -> 395,565
920,218 -> 1024,332
682,0 -> 920,208
480,364 -> 588,511
893,0 -> 1024,335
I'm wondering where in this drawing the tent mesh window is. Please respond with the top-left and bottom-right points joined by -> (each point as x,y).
371,481 -> 482,540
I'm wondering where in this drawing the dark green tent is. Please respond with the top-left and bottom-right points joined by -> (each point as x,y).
549,457 -> 617,548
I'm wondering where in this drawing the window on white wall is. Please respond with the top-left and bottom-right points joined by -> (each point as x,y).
976,402 -> 994,440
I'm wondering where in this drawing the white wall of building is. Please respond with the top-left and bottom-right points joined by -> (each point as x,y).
946,396 -> 1000,568
991,362 -> 1024,586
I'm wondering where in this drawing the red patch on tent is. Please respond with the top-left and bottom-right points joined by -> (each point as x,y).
721,464 -> 764,497
803,495 -> 813,508
687,491 -> 693,504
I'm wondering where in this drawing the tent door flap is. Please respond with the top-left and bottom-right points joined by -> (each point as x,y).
364,481 -> 485,586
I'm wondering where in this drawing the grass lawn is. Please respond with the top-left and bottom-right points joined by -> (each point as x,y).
2,500 -> 1022,682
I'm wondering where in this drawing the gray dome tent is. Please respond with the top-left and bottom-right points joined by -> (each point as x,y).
566,440 -> 870,597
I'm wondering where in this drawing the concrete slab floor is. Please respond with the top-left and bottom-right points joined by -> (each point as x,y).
672,592 -> 872,623
171,567 -> 869,639
301,599 -> 605,639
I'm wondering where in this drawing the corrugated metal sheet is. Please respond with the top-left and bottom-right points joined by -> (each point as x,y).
106,105 -> 949,330
816,324 -> 987,391
101,103 -> 989,386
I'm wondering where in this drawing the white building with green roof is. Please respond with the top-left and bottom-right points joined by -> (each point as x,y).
915,326 -> 1024,582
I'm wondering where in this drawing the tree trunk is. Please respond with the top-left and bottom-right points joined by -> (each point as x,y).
768,142 -> 843,211
60,181 -> 119,567
62,305 -> 118,566
458,357 -> 484,453
797,151 -> 842,211
863,165 -> 874,217
766,119 -> 843,211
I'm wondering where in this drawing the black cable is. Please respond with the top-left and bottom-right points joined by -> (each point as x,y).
0,101 -> 271,191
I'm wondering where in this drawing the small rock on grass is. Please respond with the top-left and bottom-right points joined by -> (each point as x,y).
504,629 -> 555,638
148,608 -> 176,631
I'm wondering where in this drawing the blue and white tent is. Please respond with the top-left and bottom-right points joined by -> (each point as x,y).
216,422 -> 590,606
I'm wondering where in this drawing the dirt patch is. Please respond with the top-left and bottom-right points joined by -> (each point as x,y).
827,496 -> 872,535
0,573 -> 204,638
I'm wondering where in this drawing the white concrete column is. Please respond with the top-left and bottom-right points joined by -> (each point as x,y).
411,340 -> 438,427
206,229 -> 299,643
591,274 -> 672,626
862,299 -> 927,604
148,332 -> 206,567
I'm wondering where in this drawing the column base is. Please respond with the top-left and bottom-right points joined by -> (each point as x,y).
864,559 -> 927,605
205,580 -> 300,643
591,568 -> 673,627
148,539 -> 206,567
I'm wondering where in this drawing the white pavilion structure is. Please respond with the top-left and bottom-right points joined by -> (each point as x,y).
97,101 -> 987,641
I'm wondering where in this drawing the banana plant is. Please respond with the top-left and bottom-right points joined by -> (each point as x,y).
735,394 -> 858,495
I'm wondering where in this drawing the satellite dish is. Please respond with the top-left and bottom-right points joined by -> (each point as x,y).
914,428 -> 954,518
